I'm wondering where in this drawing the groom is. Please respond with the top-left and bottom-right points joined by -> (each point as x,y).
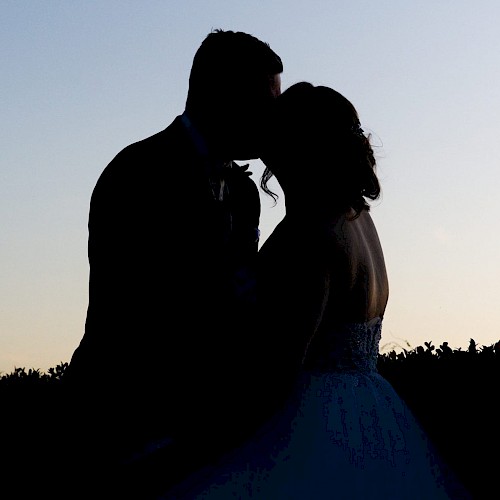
63,29 -> 283,494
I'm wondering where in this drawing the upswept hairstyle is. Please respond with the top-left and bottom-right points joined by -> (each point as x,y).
185,29 -> 283,112
261,82 -> 381,217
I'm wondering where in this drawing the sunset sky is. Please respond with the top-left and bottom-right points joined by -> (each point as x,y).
2,1 -> 500,374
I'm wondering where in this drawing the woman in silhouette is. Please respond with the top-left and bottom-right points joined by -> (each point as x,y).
160,82 -> 471,499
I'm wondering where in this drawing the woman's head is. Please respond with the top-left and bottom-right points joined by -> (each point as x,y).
261,82 -> 380,216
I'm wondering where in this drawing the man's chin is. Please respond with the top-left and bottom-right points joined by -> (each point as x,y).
230,148 -> 261,161
233,155 -> 258,162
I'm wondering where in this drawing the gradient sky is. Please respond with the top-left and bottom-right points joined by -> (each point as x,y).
2,1 -> 500,374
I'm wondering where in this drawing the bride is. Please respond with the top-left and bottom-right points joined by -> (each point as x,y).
159,82 -> 471,499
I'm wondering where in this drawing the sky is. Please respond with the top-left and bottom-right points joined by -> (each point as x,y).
2,1 -> 500,375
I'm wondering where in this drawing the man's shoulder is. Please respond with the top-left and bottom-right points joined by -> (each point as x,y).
116,116 -> 185,159
92,117 -> 186,195
97,116 -> 189,180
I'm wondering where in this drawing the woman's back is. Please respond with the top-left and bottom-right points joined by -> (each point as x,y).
258,207 -> 389,349
321,208 -> 389,324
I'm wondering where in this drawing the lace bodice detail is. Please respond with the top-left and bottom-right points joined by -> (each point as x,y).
302,317 -> 382,373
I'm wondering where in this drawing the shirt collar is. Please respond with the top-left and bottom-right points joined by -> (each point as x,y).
180,112 -> 233,177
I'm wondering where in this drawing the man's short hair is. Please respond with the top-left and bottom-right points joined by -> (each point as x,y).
186,29 -> 283,111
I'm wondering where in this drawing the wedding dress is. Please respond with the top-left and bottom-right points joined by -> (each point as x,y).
160,317 -> 470,499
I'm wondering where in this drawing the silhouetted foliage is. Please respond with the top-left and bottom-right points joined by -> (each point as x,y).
1,341 -> 498,499
378,338 -> 499,500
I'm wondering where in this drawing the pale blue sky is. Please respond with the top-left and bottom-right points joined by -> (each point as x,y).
2,1 -> 500,373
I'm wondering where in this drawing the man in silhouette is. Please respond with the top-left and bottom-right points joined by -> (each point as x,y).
63,29 -> 283,493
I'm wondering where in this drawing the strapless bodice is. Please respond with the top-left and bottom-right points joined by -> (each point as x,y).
302,317 -> 382,373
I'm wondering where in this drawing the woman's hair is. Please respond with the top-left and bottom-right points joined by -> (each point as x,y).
185,29 -> 283,112
261,82 -> 380,217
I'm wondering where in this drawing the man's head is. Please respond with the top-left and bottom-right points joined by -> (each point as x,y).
185,29 -> 283,160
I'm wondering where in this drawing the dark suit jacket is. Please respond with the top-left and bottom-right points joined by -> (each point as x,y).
65,116 -> 264,458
